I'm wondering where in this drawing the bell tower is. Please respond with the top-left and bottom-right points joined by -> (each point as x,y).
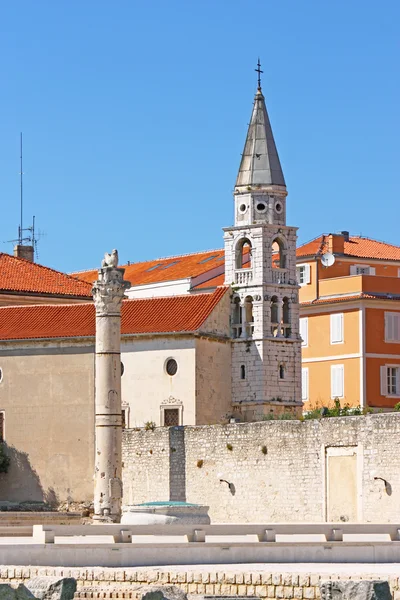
224,61 -> 302,420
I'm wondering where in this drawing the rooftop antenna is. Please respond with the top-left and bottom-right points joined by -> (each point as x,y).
19,132 -> 23,245
2,135 -> 44,261
255,58 -> 263,90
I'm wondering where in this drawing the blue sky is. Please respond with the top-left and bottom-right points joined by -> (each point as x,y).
0,0 -> 399,273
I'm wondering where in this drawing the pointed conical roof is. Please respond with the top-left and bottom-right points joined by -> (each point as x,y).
236,87 -> 285,188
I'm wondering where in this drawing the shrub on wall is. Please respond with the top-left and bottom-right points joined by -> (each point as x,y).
0,446 -> 10,474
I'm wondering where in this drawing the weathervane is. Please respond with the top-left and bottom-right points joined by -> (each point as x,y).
255,58 -> 263,90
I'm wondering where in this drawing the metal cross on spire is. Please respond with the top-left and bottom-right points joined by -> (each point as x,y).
255,58 -> 263,90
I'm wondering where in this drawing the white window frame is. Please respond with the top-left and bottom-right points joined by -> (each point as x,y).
160,397 -> 183,427
380,364 -> 400,398
302,367 -> 309,401
384,312 -> 400,343
300,317 -> 308,347
121,402 -> 130,429
296,263 -> 311,286
350,264 -> 376,276
331,364 -> 344,399
330,313 -> 344,344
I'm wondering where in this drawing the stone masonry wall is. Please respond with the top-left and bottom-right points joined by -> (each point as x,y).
122,414 -> 400,522
0,567 -> 400,599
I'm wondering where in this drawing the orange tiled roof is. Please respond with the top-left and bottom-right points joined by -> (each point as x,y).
194,273 -> 226,290
301,292 -> 400,307
0,287 -> 228,341
72,249 -> 225,286
297,235 -> 400,261
0,253 -> 92,298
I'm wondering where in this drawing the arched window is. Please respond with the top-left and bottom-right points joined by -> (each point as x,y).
271,296 -> 279,336
271,238 -> 286,270
279,364 -> 285,379
232,297 -> 242,339
235,238 -> 252,270
244,296 -> 254,337
240,365 -> 246,380
282,297 -> 291,338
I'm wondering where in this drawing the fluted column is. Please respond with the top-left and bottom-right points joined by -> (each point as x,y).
92,251 -> 130,522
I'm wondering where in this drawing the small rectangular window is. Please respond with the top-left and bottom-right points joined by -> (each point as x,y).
331,364 -> 344,398
302,368 -> 309,401
385,312 -> 400,342
164,409 -> 180,426
296,264 -> 311,286
330,313 -> 344,344
300,317 -> 308,347
350,265 -> 375,275
381,365 -> 400,396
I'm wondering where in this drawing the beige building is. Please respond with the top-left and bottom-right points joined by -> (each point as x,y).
0,288 -> 231,502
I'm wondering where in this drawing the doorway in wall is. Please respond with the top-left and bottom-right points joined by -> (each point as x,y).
326,446 -> 358,522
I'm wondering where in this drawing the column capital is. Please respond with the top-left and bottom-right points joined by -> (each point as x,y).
92,266 -> 130,316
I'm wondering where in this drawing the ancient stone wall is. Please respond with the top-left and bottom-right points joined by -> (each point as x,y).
122,413 -> 400,522
0,567 -> 399,599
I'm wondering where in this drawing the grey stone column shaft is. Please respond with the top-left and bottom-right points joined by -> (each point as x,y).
92,256 -> 130,522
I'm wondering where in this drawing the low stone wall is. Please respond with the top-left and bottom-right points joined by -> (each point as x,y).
122,413 -> 400,523
0,568 -> 399,599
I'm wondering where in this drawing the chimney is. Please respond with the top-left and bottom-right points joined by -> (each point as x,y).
327,233 -> 345,254
340,230 -> 350,242
14,245 -> 34,262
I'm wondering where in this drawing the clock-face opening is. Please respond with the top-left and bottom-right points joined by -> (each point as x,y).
239,203 -> 247,213
275,202 -> 283,214
256,202 -> 267,213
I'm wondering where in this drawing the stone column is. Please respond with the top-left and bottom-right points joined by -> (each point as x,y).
92,250 -> 130,522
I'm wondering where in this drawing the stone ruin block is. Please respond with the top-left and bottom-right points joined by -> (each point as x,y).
320,581 -> 391,600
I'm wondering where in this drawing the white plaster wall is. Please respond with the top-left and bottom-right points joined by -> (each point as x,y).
121,337 -> 196,427
125,279 -> 191,299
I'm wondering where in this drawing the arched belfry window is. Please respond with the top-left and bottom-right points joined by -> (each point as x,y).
271,238 -> 286,269
244,295 -> 254,337
282,297 -> 291,338
235,238 -> 252,270
271,296 -> 279,337
232,296 -> 242,339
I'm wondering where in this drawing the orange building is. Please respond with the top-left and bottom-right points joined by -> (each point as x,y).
297,232 -> 400,411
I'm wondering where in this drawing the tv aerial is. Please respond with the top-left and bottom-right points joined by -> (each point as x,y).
321,252 -> 335,268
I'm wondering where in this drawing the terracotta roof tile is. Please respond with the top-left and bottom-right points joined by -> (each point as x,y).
301,292 -> 400,306
0,287 -> 228,341
0,253 -> 92,298
193,273 -> 226,290
297,235 -> 400,261
72,249 -> 225,286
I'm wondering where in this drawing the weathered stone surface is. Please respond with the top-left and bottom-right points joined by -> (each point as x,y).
0,584 -> 31,600
320,581 -> 391,600
138,586 -> 188,600
24,578 -> 76,600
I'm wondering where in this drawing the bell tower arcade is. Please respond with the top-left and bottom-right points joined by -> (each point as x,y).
224,63 -> 302,419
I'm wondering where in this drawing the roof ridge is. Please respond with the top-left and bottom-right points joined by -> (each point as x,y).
70,248 -> 225,275
0,252 -> 92,288
349,235 -> 400,248
0,289 -> 222,313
